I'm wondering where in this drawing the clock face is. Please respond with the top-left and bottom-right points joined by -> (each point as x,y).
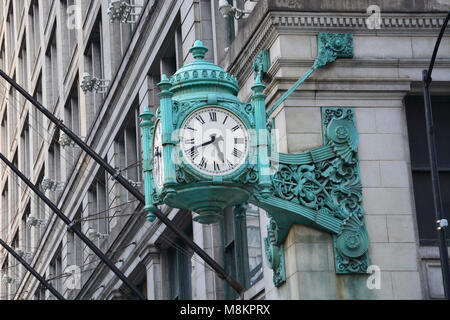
180,107 -> 249,176
153,120 -> 164,189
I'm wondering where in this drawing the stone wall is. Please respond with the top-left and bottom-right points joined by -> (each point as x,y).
229,5 -> 450,297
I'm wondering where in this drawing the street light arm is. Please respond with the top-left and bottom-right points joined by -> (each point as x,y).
425,10 -> 450,86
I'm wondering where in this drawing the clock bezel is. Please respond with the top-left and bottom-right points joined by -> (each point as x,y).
178,105 -> 252,181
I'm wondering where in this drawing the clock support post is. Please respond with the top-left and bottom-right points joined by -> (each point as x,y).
140,107 -> 158,221
159,75 -> 177,189
252,67 -> 271,198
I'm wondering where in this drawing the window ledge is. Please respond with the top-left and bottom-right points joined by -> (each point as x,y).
420,246 -> 450,260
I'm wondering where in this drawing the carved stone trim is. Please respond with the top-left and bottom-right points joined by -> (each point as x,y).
225,12 -> 448,88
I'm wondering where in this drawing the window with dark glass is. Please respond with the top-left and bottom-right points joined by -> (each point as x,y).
405,95 -> 450,246
166,222 -> 193,300
222,204 -> 263,300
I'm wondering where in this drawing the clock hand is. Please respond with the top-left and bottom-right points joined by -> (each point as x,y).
193,135 -> 216,150
211,136 -> 225,163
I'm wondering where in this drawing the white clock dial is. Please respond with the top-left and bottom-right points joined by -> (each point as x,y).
180,107 -> 249,176
152,120 -> 164,189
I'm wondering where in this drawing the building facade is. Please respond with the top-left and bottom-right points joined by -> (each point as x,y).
0,0 -> 449,300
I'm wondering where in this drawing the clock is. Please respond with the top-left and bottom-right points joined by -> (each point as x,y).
152,120 -> 164,189
180,107 -> 249,176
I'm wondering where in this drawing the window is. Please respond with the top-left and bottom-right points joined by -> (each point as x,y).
43,0 -> 52,22
1,258 -> 9,300
18,37 -> 28,94
114,105 -> 142,201
87,170 -> 109,247
21,205 -> 32,256
68,209 -> 83,267
64,78 -> 80,175
34,284 -> 46,300
32,75 -> 44,159
48,138 -> 61,201
8,78 -> 17,140
1,113 -> 7,156
81,0 -> 92,21
48,246 -> 63,298
405,95 -> 450,246
11,234 -> 20,294
11,153 -> 19,216
29,0 -> 41,67
34,169 -> 46,243
166,224 -> 193,300
0,41 -> 5,72
222,204 -> 263,299
84,15 -> 104,124
60,0 -> 76,71
6,3 -> 15,65
20,117 -> 31,180
45,25 -> 58,108
1,184 -> 8,239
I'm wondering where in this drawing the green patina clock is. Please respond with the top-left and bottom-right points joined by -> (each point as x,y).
141,41 -> 259,225
141,35 -> 371,287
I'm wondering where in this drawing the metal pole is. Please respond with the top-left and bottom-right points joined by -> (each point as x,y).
0,69 -> 245,295
422,72 -> 450,300
420,10 -> 450,300
0,238 -> 65,300
0,153 -> 146,300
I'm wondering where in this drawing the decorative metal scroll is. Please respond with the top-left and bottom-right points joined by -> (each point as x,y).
250,107 -> 370,287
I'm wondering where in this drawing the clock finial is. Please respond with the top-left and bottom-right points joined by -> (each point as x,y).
189,40 -> 208,60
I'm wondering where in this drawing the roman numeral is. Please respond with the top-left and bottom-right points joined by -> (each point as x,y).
227,160 -> 234,169
196,116 -> 206,125
232,148 -> 243,158
185,138 -> 195,145
234,138 -> 245,145
188,147 -> 199,160
199,158 -> 207,169
214,162 -> 221,172
231,125 -> 240,132
186,126 -> 196,131
222,116 -> 228,125
209,112 -> 217,122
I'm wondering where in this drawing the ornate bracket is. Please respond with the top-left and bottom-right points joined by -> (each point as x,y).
264,217 -> 286,287
314,33 -> 354,69
266,33 -> 354,119
251,107 -> 370,287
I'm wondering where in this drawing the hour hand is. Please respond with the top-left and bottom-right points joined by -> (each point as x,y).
212,136 -> 225,162
193,135 -> 216,150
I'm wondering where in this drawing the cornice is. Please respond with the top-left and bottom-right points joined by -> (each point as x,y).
226,12 -> 449,89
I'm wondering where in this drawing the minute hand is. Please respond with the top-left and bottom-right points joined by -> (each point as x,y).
193,135 -> 216,150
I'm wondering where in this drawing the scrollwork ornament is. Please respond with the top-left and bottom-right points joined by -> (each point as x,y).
176,167 -> 200,184
264,217 -> 286,287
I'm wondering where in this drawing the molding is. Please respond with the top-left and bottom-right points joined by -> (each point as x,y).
224,12 -> 449,90
272,13 -> 448,33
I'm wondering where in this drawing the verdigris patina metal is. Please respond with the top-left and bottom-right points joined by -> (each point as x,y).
140,33 -> 369,288
251,107 -> 369,286
266,32 -> 354,118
